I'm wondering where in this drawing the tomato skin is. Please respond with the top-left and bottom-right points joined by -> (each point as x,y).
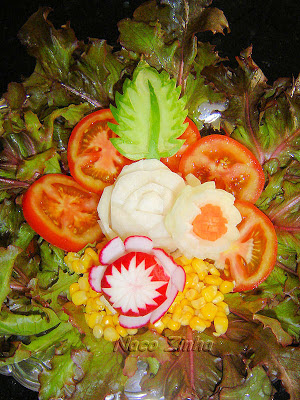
219,200 -> 277,292
179,134 -> 265,203
161,117 -> 200,172
68,109 -> 132,194
22,174 -> 103,252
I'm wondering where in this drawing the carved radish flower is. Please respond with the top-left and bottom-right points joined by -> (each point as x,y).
89,236 -> 185,329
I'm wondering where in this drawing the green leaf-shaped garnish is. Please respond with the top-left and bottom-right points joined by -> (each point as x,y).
109,62 -> 188,160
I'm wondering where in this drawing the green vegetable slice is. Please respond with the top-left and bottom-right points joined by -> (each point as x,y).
109,61 -> 188,160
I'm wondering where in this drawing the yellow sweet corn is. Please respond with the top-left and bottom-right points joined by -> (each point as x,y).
167,319 -> 181,331
84,247 -> 99,264
104,326 -> 120,342
102,315 -> 114,326
72,290 -> 88,306
68,248 -> 234,340
200,303 -> 218,321
78,276 -> 90,291
189,316 -> 207,332
150,319 -> 165,334
93,324 -> 104,339
116,324 -> 128,337
204,275 -> 223,286
201,285 -> 218,302
69,282 -> 80,296
212,291 -> 225,304
213,316 -> 228,337
219,280 -> 235,294
126,328 -> 138,335
180,312 -> 194,326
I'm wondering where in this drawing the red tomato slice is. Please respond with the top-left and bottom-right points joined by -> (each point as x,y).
179,134 -> 265,203
67,109 -> 132,194
161,117 -> 200,172
218,201 -> 277,291
22,174 -> 103,252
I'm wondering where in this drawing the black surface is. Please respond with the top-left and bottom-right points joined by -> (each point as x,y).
0,1 -> 299,399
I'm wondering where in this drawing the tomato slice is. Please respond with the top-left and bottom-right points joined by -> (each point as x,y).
67,109 -> 132,194
218,201 -> 277,291
179,134 -> 265,203
22,174 -> 103,252
161,117 -> 200,172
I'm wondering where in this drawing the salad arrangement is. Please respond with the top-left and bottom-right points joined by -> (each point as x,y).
0,1 -> 299,399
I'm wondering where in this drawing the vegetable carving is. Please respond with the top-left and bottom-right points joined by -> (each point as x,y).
97,159 -> 185,251
89,236 -> 186,328
109,61 -> 188,160
165,178 -> 242,260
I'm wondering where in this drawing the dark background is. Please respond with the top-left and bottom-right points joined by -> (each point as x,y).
0,0 -> 299,399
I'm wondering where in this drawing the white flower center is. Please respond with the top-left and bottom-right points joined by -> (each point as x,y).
103,255 -> 167,314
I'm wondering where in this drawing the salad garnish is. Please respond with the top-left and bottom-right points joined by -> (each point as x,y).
89,236 -> 185,329
109,61 -> 188,160
0,1 -> 299,399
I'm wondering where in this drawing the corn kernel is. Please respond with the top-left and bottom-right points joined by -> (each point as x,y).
213,316 -> 228,336
200,303 -> 218,321
167,319 -> 181,331
204,320 -> 211,328
184,264 -> 193,273
64,253 -> 80,270
191,296 -> 206,310
219,280 -> 234,294
103,326 -> 120,342
87,312 -> 104,329
168,301 -> 177,313
69,282 -> 80,296
185,288 -> 198,301
89,288 -> 100,298
212,291 -> 225,304
193,282 -> 205,292
102,315 -> 114,326
81,253 -> 93,270
116,324 -> 128,337
204,275 -> 223,286
161,315 -> 171,326
172,304 -> 182,315
113,313 -> 120,326
176,292 -> 184,302
180,312 -> 193,326
78,276 -> 90,291
182,305 -> 195,315
172,312 -> 181,323
177,255 -> 193,266
201,285 -> 218,302
72,290 -> 88,306
150,319 -> 164,334
86,298 -> 96,314
84,247 -> 99,264
189,316 -> 207,332
72,259 -> 85,274
93,324 -> 104,339
215,310 -> 227,318
218,301 -> 230,315
92,297 -> 105,311
192,258 -> 208,273
208,265 -> 221,276
127,328 -> 138,335
180,298 -> 189,307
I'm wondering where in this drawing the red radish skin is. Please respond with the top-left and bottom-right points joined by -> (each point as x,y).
99,236 -> 125,264
124,235 -> 153,253
89,235 -> 186,329
88,264 -> 106,292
